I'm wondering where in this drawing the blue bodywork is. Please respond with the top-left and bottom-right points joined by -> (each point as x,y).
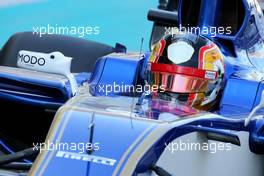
29,96 -> 263,175
0,67 -> 89,109
0,0 -> 264,175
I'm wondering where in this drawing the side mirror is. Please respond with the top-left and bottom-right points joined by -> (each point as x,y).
147,9 -> 179,26
193,125 -> 241,146
17,50 -> 78,96
245,90 -> 264,127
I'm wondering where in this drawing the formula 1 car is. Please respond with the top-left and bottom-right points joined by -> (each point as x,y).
0,0 -> 264,176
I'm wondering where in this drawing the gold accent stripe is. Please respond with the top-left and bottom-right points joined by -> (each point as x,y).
112,124 -> 156,176
29,96 -> 83,175
120,124 -> 170,175
37,110 -> 73,176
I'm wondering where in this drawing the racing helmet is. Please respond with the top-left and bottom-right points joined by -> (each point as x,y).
146,33 -> 225,110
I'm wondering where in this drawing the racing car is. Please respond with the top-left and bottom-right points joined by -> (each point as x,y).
0,0 -> 264,175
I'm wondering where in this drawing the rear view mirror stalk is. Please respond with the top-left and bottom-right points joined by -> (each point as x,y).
192,125 -> 241,146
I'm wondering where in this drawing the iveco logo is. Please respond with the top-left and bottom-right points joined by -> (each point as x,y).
56,151 -> 117,166
18,53 -> 46,66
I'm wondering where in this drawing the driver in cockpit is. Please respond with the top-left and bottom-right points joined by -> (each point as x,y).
145,32 -> 225,112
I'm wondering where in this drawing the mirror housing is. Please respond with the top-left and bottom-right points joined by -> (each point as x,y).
148,9 -> 179,48
148,9 -> 179,26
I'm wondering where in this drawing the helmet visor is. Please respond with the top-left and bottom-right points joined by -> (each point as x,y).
148,63 -> 218,93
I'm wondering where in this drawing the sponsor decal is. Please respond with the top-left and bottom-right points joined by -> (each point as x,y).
56,151 -> 117,166
17,50 -> 78,95
18,53 -> 46,66
17,50 -> 72,72
205,71 -> 217,79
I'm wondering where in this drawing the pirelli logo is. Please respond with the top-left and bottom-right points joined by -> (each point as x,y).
56,151 -> 117,166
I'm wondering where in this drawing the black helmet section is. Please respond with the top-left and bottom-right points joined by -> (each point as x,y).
156,34 -> 209,68
0,32 -> 116,73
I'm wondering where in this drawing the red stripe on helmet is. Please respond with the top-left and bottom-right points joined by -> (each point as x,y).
150,63 -> 218,80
